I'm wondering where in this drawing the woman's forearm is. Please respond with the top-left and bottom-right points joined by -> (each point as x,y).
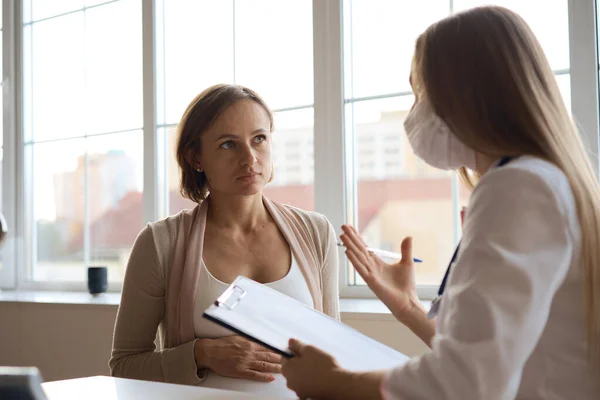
111,339 -> 204,385
393,300 -> 436,348
193,338 -> 214,370
324,369 -> 386,400
406,311 -> 436,347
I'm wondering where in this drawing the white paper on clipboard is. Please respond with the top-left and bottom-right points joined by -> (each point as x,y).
203,276 -> 409,372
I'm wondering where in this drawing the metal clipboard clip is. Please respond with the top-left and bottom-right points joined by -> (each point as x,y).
215,284 -> 247,311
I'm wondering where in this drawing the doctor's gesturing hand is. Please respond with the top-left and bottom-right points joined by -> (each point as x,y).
339,225 -> 435,347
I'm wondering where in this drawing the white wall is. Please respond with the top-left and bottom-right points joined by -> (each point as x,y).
0,302 -> 429,382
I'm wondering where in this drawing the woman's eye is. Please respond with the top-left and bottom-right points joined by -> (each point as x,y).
220,141 -> 234,149
254,135 -> 267,143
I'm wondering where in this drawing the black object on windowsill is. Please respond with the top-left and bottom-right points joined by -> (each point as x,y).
88,266 -> 108,296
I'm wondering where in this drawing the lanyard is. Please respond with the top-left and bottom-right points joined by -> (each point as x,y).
427,156 -> 514,319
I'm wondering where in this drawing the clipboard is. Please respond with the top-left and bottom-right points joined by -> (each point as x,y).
203,276 -> 409,372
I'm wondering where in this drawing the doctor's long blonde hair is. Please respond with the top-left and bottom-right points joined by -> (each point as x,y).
412,6 -> 600,361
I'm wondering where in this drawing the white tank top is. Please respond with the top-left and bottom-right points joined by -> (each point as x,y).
193,251 -> 313,398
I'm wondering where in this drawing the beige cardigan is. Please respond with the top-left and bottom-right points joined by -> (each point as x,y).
109,197 -> 340,385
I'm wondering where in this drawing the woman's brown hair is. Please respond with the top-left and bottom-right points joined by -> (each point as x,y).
176,84 -> 274,203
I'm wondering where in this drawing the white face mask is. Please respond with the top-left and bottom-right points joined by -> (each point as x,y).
403,101 -> 477,170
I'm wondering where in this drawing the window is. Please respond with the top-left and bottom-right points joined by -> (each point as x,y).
342,0 -> 573,289
157,0 -> 315,216
1,1 -> 599,294
344,1 -> 459,286
22,0 -> 143,285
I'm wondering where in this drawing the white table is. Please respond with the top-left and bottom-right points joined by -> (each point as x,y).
42,376 -> 286,400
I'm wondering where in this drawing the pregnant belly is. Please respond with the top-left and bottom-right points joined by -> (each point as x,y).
199,371 -> 297,399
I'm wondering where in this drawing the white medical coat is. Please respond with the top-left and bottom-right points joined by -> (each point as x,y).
382,156 -> 599,399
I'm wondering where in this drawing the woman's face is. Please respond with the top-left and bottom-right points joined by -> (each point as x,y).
195,99 -> 273,198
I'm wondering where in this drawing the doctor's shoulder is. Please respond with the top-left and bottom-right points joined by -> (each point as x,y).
472,156 -> 575,216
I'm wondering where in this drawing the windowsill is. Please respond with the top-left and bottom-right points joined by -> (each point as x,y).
0,290 -> 430,318
0,289 -> 121,306
339,298 -> 432,318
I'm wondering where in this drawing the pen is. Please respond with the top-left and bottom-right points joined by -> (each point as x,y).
337,242 -> 423,263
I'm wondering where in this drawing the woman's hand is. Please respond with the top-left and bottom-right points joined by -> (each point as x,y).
194,335 -> 284,382
340,225 -> 422,322
340,225 -> 436,346
282,339 -> 342,399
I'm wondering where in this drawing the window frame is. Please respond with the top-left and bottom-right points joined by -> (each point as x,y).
0,0 -> 22,289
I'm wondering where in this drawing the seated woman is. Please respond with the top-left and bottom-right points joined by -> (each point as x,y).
109,84 -> 339,398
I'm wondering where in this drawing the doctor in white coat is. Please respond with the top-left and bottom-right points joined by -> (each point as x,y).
282,5 -> 600,400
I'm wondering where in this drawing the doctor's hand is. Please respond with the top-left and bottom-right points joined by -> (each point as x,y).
340,225 -> 422,323
194,335 -> 284,382
283,339 -> 385,400
282,339 -> 342,400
